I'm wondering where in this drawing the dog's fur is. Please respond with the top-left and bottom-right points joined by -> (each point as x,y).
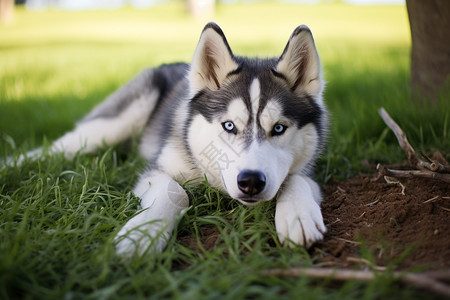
13,23 -> 328,255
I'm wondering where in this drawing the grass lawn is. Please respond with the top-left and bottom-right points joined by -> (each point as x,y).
1,1 -> 449,299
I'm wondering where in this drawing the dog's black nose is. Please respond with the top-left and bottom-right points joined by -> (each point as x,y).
237,170 -> 266,196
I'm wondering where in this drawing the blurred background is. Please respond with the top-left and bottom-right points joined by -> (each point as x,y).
0,0 -> 448,176
4,0 -> 406,12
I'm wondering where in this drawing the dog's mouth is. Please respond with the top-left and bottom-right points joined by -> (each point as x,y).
237,199 -> 258,207
235,197 -> 266,207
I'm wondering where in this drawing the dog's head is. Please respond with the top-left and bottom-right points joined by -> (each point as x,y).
186,23 -> 327,206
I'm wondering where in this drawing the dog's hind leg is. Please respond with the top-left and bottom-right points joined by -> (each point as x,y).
7,64 -> 187,165
114,169 -> 189,256
47,69 -> 161,158
4,69 -> 154,166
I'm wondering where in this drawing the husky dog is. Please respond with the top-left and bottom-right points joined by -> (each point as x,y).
14,23 -> 328,255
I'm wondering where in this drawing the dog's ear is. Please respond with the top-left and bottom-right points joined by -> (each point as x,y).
189,23 -> 238,93
276,26 -> 323,98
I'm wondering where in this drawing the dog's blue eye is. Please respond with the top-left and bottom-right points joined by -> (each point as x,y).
222,121 -> 237,134
272,123 -> 287,136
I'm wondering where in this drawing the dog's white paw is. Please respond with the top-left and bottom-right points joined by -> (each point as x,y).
275,199 -> 326,248
114,171 -> 189,257
114,221 -> 170,256
275,176 -> 326,249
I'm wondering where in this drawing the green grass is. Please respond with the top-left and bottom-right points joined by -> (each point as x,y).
0,2 -> 449,299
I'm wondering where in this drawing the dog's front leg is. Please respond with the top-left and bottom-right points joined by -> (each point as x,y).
114,170 -> 189,256
275,175 -> 326,249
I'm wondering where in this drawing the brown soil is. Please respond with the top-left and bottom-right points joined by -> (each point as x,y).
180,173 -> 450,271
316,175 -> 450,270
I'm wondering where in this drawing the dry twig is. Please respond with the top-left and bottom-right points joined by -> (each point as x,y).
377,108 -> 450,183
423,196 -> 440,204
383,176 -> 406,195
263,267 -> 450,297
378,166 -> 450,184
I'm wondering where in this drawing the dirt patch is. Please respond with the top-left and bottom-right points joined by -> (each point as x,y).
179,174 -> 449,271
316,175 -> 450,270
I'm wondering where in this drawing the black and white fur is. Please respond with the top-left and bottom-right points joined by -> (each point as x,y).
12,23 -> 328,255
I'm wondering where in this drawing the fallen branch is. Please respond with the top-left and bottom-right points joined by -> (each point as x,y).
377,165 -> 450,184
377,108 -> 450,183
419,151 -> 450,173
263,267 -> 450,297
378,108 -> 421,168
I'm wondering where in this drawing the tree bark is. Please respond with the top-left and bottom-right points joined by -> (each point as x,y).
406,0 -> 450,102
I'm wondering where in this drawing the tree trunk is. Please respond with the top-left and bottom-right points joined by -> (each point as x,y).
406,0 -> 450,102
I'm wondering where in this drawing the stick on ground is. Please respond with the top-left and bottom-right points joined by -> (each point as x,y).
377,107 -> 450,183
263,267 -> 450,297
